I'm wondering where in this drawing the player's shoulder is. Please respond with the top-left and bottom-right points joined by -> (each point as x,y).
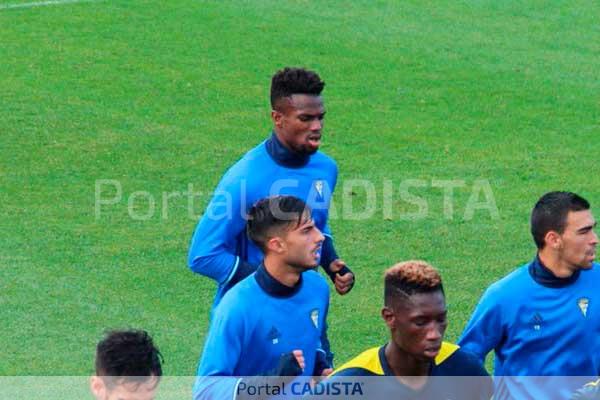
434,343 -> 489,376
582,262 -> 600,277
303,269 -> 329,291
484,262 -> 531,299
577,263 -> 600,294
241,140 -> 269,161
220,141 -> 269,178
331,346 -> 383,377
311,150 -> 337,169
216,274 -> 262,315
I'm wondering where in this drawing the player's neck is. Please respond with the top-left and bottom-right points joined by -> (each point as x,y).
272,130 -> 302,155
263,257 -> 302,287
385,342 -> 431,388
538,251 -> 576,278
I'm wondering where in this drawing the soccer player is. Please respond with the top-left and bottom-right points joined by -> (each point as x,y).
193,196 -> 332,400
188,67 -> 354,308
459,191 -> 600,400
90,329 -> 163,400
313,260 -> 491,399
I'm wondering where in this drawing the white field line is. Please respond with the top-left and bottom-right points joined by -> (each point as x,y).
0,0 -> 100,10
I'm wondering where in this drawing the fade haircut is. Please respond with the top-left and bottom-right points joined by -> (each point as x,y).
247,195 -> 310,251
270,67 -> 325,111
384,260 -> 444,307
95,329 -> 163,388
531,191 -> 590,249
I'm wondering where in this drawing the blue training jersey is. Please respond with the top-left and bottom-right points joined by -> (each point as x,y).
193,266 -> 330,400
188,133 -> 338,305
459,258 -> 600,400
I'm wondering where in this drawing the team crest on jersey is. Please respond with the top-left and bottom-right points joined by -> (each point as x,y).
578,298 -> 589,317
314,180 -> 324,201
310,309 -> 319,329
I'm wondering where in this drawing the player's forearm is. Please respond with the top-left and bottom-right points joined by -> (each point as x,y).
188,181 -> 248,283
319,235 -> 339,277
319,321 -> 335,368
313,348 -> 333,376
224,259 -> 257,289
320,235 -> 354,280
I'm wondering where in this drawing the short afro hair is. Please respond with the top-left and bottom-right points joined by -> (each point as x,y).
531,191 -> 590,249
270,67 -> 325,110
384,260 -> 443,307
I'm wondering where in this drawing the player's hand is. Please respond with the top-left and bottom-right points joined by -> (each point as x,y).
329,259 -> 354,295
274,350 -> 304,377
309,367 -> 334,388
292,349 -> 305,371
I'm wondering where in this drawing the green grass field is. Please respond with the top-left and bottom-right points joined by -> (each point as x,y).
1,0 -> 599,376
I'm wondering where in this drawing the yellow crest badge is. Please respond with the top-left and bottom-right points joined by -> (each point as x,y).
578,298 -> 589,317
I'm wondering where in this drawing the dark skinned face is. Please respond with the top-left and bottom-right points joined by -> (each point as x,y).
272,94 -> 325,155
383,291 -> 448,362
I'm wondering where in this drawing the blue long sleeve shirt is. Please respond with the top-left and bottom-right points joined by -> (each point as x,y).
193,265 -> 330,400
188,133 -> 338,306
459,257 -> 600,400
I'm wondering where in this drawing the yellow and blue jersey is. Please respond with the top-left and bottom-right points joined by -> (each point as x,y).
314,342 -> 492,399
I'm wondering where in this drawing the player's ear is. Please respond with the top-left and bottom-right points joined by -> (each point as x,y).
545,230 -> 562,249
381,306 -> 395,329
90,376 -> 105,399
266,236 -> 285,254
271,109 -> 283,127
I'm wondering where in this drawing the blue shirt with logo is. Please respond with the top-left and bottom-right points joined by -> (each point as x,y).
459,258 -> 600,400
188,132 -> 338,306
193,265 -> 329,400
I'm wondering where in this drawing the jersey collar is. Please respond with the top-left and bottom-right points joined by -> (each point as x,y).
379,343 -> 447,376
255,263 -> 303,298
265,132 -> 310,168
378,344 -> 435,394
528,254 -> 580,288
378,345 -> 395,376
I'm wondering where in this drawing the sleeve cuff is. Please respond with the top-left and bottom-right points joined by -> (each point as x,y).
320,235 -> 339,281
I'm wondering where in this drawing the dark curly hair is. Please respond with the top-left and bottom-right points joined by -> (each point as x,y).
95,329 -> 163,386
270,67 -> 325,110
